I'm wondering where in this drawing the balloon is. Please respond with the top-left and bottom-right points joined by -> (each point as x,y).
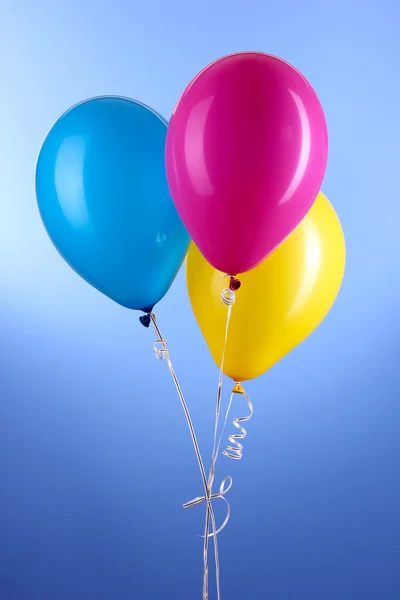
166,52 -> 328,276
36,96 -> 190,312
186,192 -> 345,382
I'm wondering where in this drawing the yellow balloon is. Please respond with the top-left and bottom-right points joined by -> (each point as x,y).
186,192 -> 346,382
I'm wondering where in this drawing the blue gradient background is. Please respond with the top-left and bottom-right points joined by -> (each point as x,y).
0,1 -> 399,599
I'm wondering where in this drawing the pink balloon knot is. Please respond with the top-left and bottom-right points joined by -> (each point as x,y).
229,276 -> 241,291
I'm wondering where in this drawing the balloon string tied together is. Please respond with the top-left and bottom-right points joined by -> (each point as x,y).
148,312 -> 231,600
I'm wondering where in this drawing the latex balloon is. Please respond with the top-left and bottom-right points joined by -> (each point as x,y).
166,52 -> 328,275
186,192 -> 345,382
36,96 -> 190,311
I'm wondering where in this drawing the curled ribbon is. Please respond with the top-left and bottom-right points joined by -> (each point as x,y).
153,338 -> 168,360
222,386 -> 254,461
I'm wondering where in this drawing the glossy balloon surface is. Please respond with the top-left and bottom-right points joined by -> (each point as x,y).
36,96 -> 190,311
167,52 -> 328,275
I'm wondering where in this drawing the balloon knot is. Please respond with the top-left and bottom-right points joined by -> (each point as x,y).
139,313 -> 151,328
229,276 -> 241,291
232,382 -> 245,394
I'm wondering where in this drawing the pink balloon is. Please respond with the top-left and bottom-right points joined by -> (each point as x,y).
165,52 -> 328,275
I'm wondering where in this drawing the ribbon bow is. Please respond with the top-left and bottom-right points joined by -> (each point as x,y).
183,476 -> 233,537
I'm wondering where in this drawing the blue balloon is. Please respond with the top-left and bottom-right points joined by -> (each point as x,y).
36,96 -> 190,312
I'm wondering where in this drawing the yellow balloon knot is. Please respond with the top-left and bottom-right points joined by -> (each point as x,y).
232,382 -> 244,394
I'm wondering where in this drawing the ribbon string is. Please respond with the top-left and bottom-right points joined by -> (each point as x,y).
148,313 -> 226,600
147,275 -> 252,600
195,282 -> 237,599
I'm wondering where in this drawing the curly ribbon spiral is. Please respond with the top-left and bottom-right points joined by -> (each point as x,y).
153,338 -> 169,360
222,384 -> 254,460
220,287 -> 236,306
146,312 -> 229,600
